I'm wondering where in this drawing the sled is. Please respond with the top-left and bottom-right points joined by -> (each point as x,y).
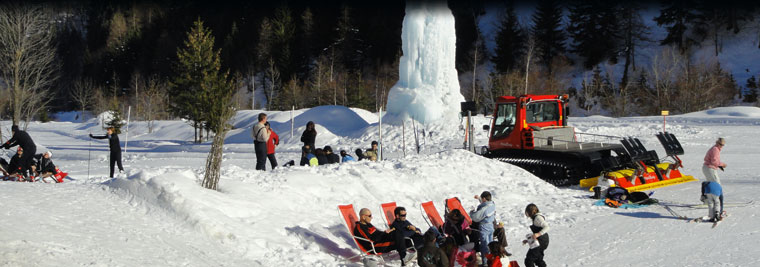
420,201 -> 444,230
380,202 -> 397,227
445,197 -> 473,225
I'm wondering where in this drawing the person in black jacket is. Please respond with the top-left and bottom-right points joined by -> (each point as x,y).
32,151 -> 57,178
324,146 -> 339,164
300,121 -> 316,152
314,148 -> 327,165
4,147 -> 24,177
2,125 -> 37,177
89,127 -> 124,178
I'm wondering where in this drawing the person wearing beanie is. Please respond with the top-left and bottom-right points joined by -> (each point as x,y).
2,125 -> 37,178
32,151 -> 58,179
703,137 -> 727,215
89,127 -> 124,178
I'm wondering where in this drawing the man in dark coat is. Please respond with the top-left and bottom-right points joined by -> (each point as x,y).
324,146 -> 340,164
390,206 -> 424,265
2,125 -> 37,177
89,127 -> 124,178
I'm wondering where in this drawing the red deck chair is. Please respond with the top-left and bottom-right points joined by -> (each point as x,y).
445,197 -> 473,225
420,201 -> 444,230
338,204 -> 386,264
380,202 -> 397,227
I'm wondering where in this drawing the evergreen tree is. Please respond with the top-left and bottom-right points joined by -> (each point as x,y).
654,0 -> 699,54
567,1 -> 621,69
170,18 -> 220,143
492,2 -> 526,73
335,5 -> 364,71
745,75 -> 758,103
531,0 -> 567,72
692,1 -> 754,56
106,100 -> 125,134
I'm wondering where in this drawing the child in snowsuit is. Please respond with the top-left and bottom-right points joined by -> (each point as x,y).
470,191 -> 498,266
701,181 -> 723,222
32,151 -> 57,179
522,203 -> 549,267
89,127 -> 124,178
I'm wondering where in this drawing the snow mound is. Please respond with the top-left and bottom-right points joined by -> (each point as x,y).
681,106 -> 760,118
105,149 -> 598,265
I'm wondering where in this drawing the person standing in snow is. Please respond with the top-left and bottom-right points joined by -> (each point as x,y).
701,181 -> 723,222
265,122 -> 278,170
89,127 -> 124,178
703,137 -> 727,215
339,150 -> 355,162
251,113 -> 270,171
522,203 -> 549,267
2,125 -> 37,178
364,141 -> 379,161
300,121 -> 316,152
470,191 -> 499,266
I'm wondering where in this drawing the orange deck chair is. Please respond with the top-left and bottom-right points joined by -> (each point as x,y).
445,197 -> 473,225
420,201 -> 444,230
338,204 -> 389,263
380,202 -> 397,227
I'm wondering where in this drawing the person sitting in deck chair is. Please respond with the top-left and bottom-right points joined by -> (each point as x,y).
443,209 -> 471,246
389,207 -> 424,263
355,208 -> 416,266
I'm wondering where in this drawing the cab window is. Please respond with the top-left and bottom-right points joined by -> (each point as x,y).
492,103 -> 516,138
526,101 -> 559,124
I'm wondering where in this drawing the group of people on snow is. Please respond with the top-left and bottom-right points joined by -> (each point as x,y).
355,191 -> 550,267
1,124 -> 124,181
251,113 -> 381,171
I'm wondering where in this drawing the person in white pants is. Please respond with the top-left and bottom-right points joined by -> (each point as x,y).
702,137 -> 727,215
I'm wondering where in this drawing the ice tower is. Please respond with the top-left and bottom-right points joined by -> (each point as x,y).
384,1 -> 465,124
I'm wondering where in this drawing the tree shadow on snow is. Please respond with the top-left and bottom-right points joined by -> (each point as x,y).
285,224 -> 362,264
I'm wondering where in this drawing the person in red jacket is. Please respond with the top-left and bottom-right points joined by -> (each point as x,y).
265,122 -> 279,170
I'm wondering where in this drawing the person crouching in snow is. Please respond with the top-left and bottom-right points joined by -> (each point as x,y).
89,127 -> 124,178
522,203 -> 549,267
31,151 -> 57,179
701,181 -> 723,222
470,191 -> 499,266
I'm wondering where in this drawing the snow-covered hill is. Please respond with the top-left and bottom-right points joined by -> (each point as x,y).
1,105 -> 759,266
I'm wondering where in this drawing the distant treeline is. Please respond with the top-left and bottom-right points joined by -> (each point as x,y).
1,0 -> 759,124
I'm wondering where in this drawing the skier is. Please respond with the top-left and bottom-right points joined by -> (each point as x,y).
470,191 -> 499,266
89,127 -> 124,178
265,122 -> 278,170
701,181 -> 723,222
2,125 -> 37,178
522,203 -> 549,267
251,113 -> 269,171
31,151 -> 58,179
703,137 -> 727,215
300,121 -> 316,152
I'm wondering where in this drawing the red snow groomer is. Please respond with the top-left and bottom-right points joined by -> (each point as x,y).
481,94 -> 696,192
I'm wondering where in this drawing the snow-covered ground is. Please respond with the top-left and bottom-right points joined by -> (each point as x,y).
1,105 -> 759,266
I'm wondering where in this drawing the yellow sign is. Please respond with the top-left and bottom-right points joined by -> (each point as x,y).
661,110 -> 669,116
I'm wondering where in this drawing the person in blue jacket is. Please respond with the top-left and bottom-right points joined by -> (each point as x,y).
340,150 -> 356,163
470,191 -> 498,265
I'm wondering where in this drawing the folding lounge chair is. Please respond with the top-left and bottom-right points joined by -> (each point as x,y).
420,201 -> 444,230
445,197 -> 473,225
338,204 -> 416,265
380,201 -> 397,228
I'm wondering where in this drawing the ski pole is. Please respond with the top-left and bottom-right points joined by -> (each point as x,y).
87,131 -> 91,180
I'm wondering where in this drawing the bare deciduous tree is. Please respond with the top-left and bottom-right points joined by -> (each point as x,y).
0,3 -> 58,128
141,75 -> 168,133
71,78 -> 97,122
